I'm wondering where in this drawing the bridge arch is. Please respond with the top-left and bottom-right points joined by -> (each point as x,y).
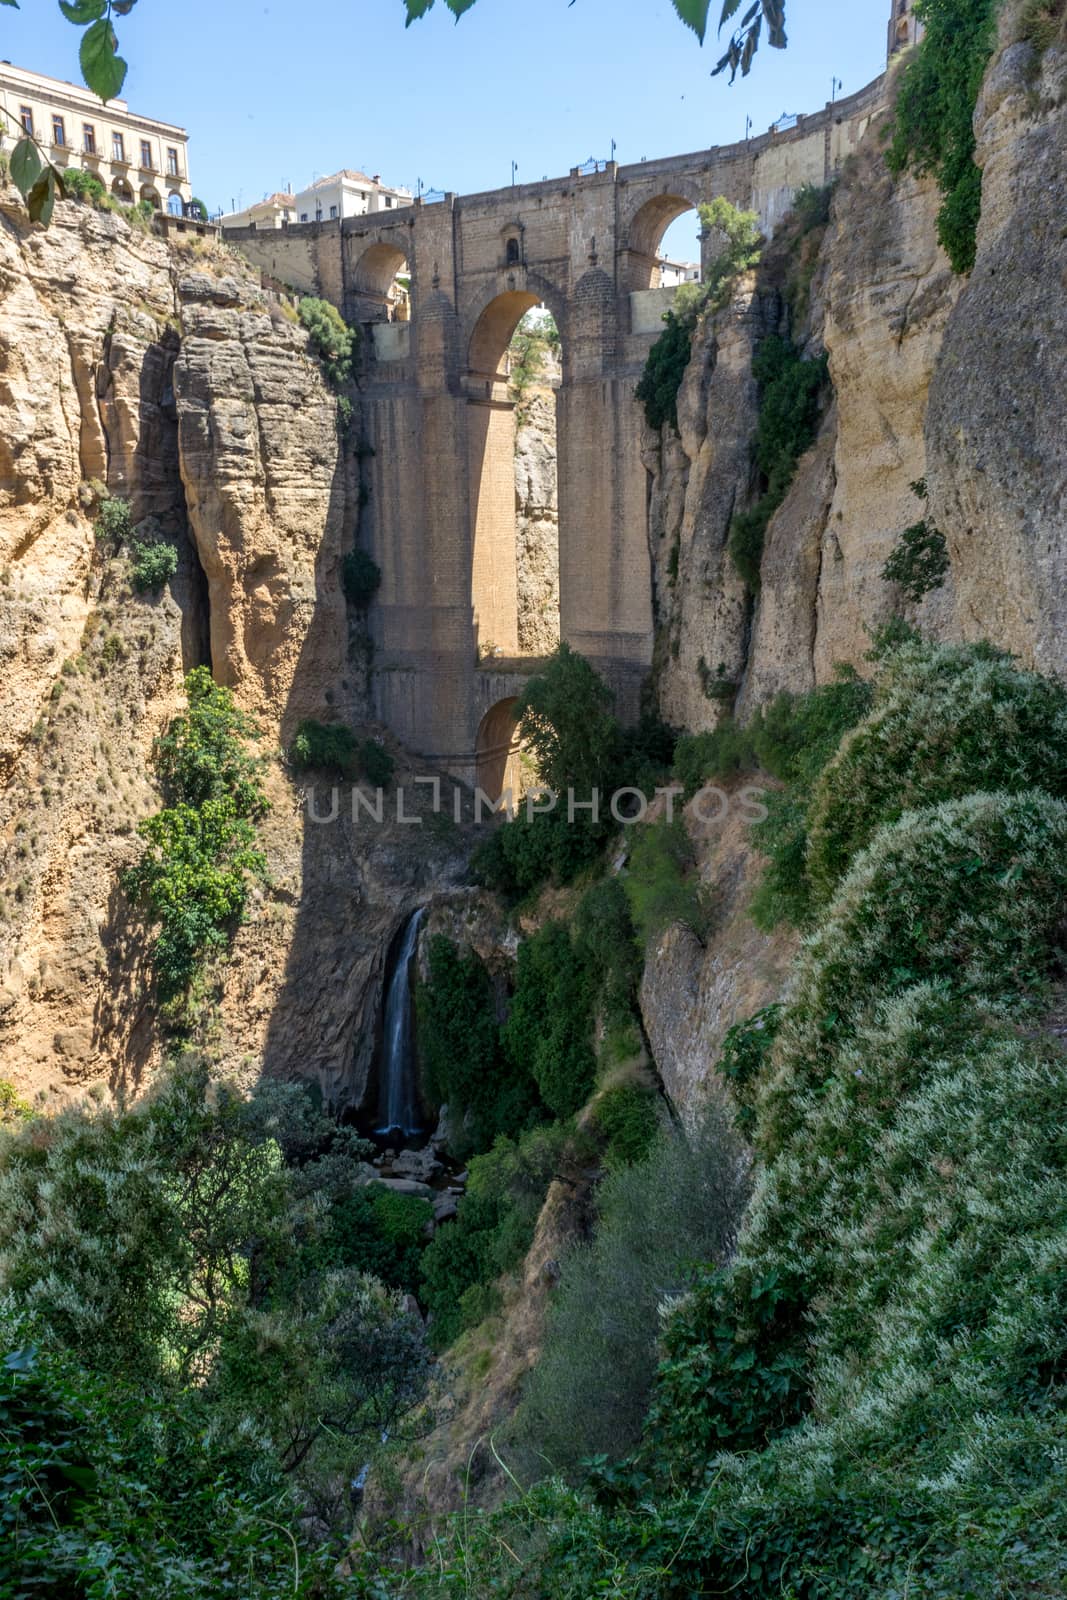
348,238 -> 411,322
622,187 -> 705,292
475,696 -> 522,803
466,286 -> 564,662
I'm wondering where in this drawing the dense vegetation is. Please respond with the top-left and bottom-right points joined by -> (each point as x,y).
124,668 -> 268,1011
299,296 -> 360,387
289,718 -> 395,786
886,0 -> 1001,273
0,1063 -> 429,1596
94,491 -> 181,595
405,633 -> 1067,1597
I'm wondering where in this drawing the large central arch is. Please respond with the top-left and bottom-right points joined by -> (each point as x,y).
466,287 -> 562,660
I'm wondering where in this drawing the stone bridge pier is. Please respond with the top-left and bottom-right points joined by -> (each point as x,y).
226,79 -> 885,788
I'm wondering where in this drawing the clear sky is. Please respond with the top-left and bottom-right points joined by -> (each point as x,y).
6,0 -> 890,254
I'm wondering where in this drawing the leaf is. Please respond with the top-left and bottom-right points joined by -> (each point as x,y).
672,0 -> 713,42
718,0 -> 742,26
79,18 -> 128,101
403,0 -> 435,22
763,0 -> 787,49
59,1463 -> 99,1492
28,167 -> 62,226
0,1 -> 20,8
741,11 -> 761,73
10,136 -> 43,197
113,0 -> 140,11
445,0 -> 477,13
58,0 -> 106,21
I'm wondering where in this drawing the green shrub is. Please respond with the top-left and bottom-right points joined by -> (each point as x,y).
502,922 -> 596,1118
63,167 -> 107,206
517,641 -> 621,796
342,547 -> 381,607
322,1184 -> 432,1295
123,798 -> 266,1001
289,718 -> 359,777
130,538 -> 179,593
717,1002 -> 783,1133
886,0 -> 1000,273
470,805 -> 609,902
94,494 -> 133,547
805,640 -> 1067,905
152,666 -> 265,815
516,1106 -> 748,1476
360,737 -> 394,787
0,1081 -> 31,1128
124,670 -> 267,1005
761,789 -> 1067,1156
298,296 -> 359,388
416,935 -> 538,1151
624,816 -> 708,947
727,335 -> 828,591
673,720 -> 757,793
591,1081 -> 659,1168
881,517 -> 949,598
188,197 -> 208,221
420,1125 -> 569,1350
571,876 -> 642,1029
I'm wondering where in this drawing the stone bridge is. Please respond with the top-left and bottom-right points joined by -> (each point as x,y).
226,77 -> 885,791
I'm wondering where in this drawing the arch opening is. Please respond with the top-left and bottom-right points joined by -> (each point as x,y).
349,240 -> 410,322
625,193 -> 701,293
467,298 -> 561,663
111,176 -> 134,204
475,697 -> 523,803
166,192 -> 183,216
139,185 -> 162,210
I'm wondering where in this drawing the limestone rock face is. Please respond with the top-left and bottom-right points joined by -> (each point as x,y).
926,23 -> 1067,675
649,280 -> 766,732
656,20 -> 1067,720
174,273 -> 363,739
513,355 -> 560,656
638,787 -> 796,1129
0,198 -> 202,1097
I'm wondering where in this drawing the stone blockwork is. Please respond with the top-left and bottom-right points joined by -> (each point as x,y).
224,79 -> 887,785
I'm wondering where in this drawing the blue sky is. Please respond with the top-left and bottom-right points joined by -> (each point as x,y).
7,0 -> 890,252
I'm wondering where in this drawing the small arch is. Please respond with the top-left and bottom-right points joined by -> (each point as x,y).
623,191 -> 702,292
476,697 -> 522,802
505,236 -> 521,267
111,176 -> 134,204
349,238 -> 411,321
139,185 -> 161,210
166,192 -> 183,217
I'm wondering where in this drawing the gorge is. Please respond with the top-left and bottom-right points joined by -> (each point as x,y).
2,0 -> 1067,1592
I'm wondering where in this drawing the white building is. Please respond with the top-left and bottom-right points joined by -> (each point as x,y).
0,59 -> 193,213
294,169 -> 412,224
218,190 -> 297,230
658,258 -> 701,288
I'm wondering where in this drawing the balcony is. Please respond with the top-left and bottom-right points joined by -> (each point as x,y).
139,161 -> 158,175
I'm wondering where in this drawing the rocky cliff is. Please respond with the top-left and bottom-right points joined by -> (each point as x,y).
0,200 -> 468,1109
650,4 -> 1066,727
513,351 -> 561,656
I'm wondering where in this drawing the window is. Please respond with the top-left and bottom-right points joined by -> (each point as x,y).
52,116 -> 65,147
112,131 -> 125,161
300,213 -> 308,223
167,146 -> 179,176
83,123 -> 96,154
329,204 -> 338,219
19,105 -> 33,136
315,206 -> 323,221
505,236 -> 521,266
140,139 -> 153,168
384,195 -> 393,208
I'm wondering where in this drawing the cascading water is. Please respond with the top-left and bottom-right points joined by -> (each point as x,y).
374,906 -> 427,1140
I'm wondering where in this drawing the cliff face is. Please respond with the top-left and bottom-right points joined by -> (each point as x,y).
0,200 -> 466,1109
652,12 -> 1067,724
513,353 -> 561,656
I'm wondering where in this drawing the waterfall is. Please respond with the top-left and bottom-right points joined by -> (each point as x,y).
374,906 -> 426,1139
